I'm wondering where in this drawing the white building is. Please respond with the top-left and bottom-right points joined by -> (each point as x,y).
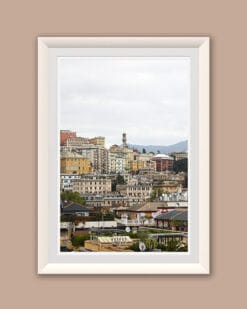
108,153 -> 126,174
60,174 -> 81,191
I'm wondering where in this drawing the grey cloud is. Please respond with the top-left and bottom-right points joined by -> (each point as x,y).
59,57 -> 190,146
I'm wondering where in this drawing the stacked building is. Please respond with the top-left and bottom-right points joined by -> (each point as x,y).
60,152 -> 90,175
151,153 -> 174,172
72,175 -> 112,195
60,130 -> 188,212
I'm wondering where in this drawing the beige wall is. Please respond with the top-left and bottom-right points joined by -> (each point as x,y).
1,0 -> 246,308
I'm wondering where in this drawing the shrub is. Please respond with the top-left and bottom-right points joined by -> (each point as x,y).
71,234 -> 90,247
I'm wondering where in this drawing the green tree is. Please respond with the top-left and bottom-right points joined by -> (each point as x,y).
150,188 -> 164,201
183,174 -> 188,188
112,173 -> 126,191
144,238 -> 158,251
60,191 -> 85,205
137,232 -> 149,242
165,239 -> 180,251
60,214 -> 77,222
164,239 -> 188,252
173,158 -> 188,173
116,173 -> 125,184
128,241 -> 140,251
71,234 -> 90,247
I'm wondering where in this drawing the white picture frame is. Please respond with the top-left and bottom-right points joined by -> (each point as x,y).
38,36 -> 210,275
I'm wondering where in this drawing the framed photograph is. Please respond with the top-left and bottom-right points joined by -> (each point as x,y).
38,36 -> 210,274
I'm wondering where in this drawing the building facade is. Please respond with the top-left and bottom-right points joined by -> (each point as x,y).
72,175 -> 112,194
64,136 -> 90,147
115,183 -> 152,205
151,154 -> 174,171
60,130 -> 77,146
82,193 -> 130,208
108,153 -> 126,174
77,145 -> 109,174
60,174 -> 81,191
60,153 -> 90,175
170,152 -> 188,161
89,136 -> 105,147
152,179 -> 182,193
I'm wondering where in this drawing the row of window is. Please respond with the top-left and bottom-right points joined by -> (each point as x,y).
127,187 -> 151,191
74,182 -> 110,185
74,190 -> 108,194
128,193 -> 150,196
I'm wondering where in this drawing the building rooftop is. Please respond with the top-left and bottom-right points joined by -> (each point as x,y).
97,236 -> 132,243
61,202 -> 90,213
128,201 -> 168,212
60,152 -> 84,159
153,154 -> 174,159
155,210 -> 188,221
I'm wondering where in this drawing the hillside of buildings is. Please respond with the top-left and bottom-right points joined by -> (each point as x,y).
60,130 -> 188,252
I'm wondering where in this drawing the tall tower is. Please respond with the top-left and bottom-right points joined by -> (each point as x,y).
122,132 -> 127,148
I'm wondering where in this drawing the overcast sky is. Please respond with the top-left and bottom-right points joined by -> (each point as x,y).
58,57 -> 190,147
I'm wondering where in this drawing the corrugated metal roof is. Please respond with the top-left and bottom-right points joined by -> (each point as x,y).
97,236 -> 132,243
62,202 -> 89,213
155,210 -> 188,221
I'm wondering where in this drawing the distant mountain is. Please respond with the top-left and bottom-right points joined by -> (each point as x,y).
128,140 -> 188,154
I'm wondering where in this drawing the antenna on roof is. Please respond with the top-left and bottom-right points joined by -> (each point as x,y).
139,241 -> 146,252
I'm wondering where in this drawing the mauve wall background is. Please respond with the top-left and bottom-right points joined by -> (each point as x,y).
0,0 -> 246,308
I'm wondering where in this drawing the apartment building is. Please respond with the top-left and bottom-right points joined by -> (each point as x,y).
72,175 -> 112,194
116,183 -> 152,205
152,179 -> 182,193
127,184 -> 152,204
82,193 -> 130,208
170,152 -> 188,161
151,154 -> 174,172
89,136 -> 105,147
64,136 -> 90,147
60,174 -> 81,191
108,153 -> 126,174
77,145 -> 109,174
60,130 -> 77,146
60,153 -> 90,175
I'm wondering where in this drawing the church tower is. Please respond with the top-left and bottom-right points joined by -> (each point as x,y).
122,132 -> 128,148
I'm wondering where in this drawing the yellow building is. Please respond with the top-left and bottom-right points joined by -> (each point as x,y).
137,160 -> 145,170
130,160 -> 137,171
60,154 -> 90,175
89,136 -> 105,147
130,160 -> 145,171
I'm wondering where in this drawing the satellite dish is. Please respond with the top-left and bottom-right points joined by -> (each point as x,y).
139,241 -> 146,252
125,227 -> 131,233
176,242 -> 185,250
